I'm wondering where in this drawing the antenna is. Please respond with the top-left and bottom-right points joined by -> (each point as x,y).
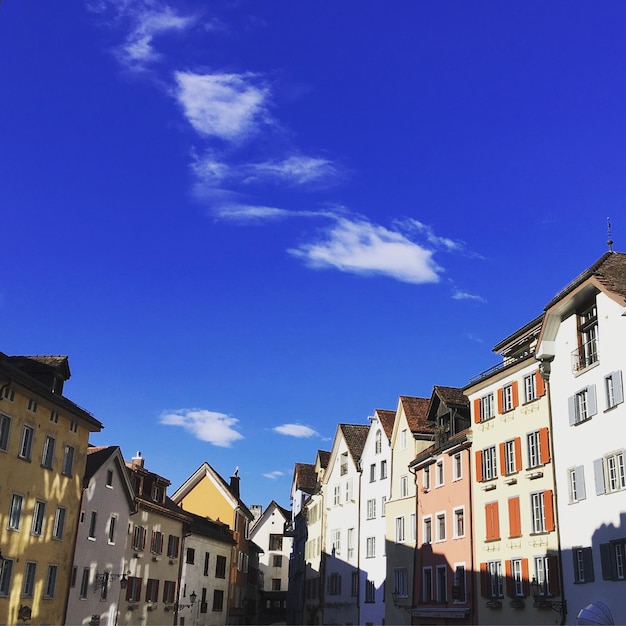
607,217 -> 614,252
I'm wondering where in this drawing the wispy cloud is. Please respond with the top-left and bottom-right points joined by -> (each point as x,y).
263,470 -> 285,480
174,71 -> 271,143
247,156 -> 339,186
274,423 -> 319,438
160,408 -> 244,447
402,219 -> 464,252
289,216 -> 442,284
452,289 -> 486,302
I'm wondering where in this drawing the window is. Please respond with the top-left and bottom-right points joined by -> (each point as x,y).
436,512 -> 446,542
422,567 -> 432,602
271,578 -> 281,591
410,513 -> 416,542
365,579 -> 376,602
351,571 -> 359,597
69,420 -> 78,433
347,528 -> 355,560
340,452 -> 348,476
146,578 -> 159,602
369,463 -> 376,482
574,301 -> 598,371
163,580 -> 176,603
435,460 -> 444,486
531,491 -> 555,533
269,534 -> 283,550
2,386 -> 14,401
485,501 -> 500,541
534,556 -> 552,596
501,383 -> 516,412
151,531 -> 164,554
503,438 -> 521,475
272,555 -> 282,568
573,547 -> 594,583
595,451 -> 626,494
436,565 -> 447,603
400,474 -> 409,497
186,548 -> 195,564
510,558 -> 524,596
345,478 -> 353,502
53,507 -> 66,539
478,446 -> 497,481
423,516 -> 432,544
62,444 -> 75,476
605,371 -> 624,409
400,429 -> 408,449
375,430 -> 382,454
480,393 -> 495,421
395,516 -> 405,543
453,565 -> 466,602
381,496 -> 387,517
331,529 -> 341,554
18,425 -> 34,460
44,565 -> 58,598
366,537 -> 375,558
327,573 -> 341,595
49,410 -> 59,424
27,399 -> 38,413
126,576 -> 142,602
108,515 -> 117,544
527,431 -> 541,468
167,535 -> 179,558
569,385 -> 597,425
366,499 -> 376,519
600,539 -> 626,580
568,466 -> 586,503
524,373 -> 537,403
483,561 -> 503,598
152,484 -> 164,503
380,459 -> 388,479
41,435 -> 55,469
106,469 -> 114,487
79,568 -> 90,599
8,494 -> 23,530
453,507 -> 465,538
0,559 -> 13,596
453,452 -> 462,480
333,484 -> 340,506
32,500 -> 46,536
215,555 -> 227,578
393,568 -> 408,598
22,562 -> 36,597
212,589 -> 224,611
88,511 -> 97,539
132,525 -> 146,551
423,465 -> 431,490
0,413 -> 11,451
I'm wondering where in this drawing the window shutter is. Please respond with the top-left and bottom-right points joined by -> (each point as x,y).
536,370 -> 546,397
126,579 -> 132,601
614,371 -> 624,405
499,443 -> 506,476
515,437 -> 522,472
480,563 -> 489,598
497,388 -> 504,414
575,466 -> 587,500
521,558 -> 530,597
568,395 -> 577,426
594,459 -> 606,495
486,501 -> 499,541
473,399 -> 481,423
588,385 -> 598,417
150,532 -> 156,553
583,547 -> 595,582
544,490 -> 555,532
512,381 -> 519,407
505,560 -> 513,597
508,496 -> 521,538
600,543 -> 615,580
475,450 -> 483,482
547,556 -> 559,595
539,428 -> 550,465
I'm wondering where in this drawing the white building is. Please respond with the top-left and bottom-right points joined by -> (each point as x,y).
358,409 -> 395,625
66,446 -> 135,626
536,251 -> 626,624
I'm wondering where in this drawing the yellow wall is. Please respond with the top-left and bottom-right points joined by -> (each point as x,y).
179,473 -> 235,528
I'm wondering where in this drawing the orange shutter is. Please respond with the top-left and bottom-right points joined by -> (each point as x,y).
497,388 -> 503,414
544,490 -> 555,531
521,558 -> 530,597
486,502 -> 500,541
505,559 -> 513,597
473,398 -> 481,423
508,496 -> 521,538
480,563 -> 489,597
539,427 -> 550,464
514,437 -> 522,472
499,442 -> 506,475
536,370 -> 546,397
476,450 -> 483,482
512,381 -> 519,407
547,555 -> 560,595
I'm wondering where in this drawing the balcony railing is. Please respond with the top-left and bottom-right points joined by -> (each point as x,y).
571,339 -> 598,373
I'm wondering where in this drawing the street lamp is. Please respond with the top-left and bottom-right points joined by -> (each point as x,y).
529,577 -> 565,613
171,590 -> 197,613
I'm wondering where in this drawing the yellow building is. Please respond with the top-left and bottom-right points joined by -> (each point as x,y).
0,353 -> 103,625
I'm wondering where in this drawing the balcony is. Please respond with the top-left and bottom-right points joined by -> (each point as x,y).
571,339 -> 598,373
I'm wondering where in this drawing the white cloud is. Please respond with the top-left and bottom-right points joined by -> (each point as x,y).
263,471 -> 285,480
174,71 -> 270,143
452,289 -> 486,302
160,409 -> 244,447
248,156 -> 339,186
214,204 -> 295,223
289,217 -> 442,284
274,424 -> 319,438
403,219 -> 464,252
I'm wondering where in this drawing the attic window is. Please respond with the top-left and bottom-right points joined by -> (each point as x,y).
573,301 -> 599,372
152,484 -> 164,503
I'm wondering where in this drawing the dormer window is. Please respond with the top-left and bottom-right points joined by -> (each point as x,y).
573,301 -> 598,372
152,484 -> 164,504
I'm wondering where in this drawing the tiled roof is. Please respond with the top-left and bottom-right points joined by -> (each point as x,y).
545,251 -> 626,309
400,396 -> 432,434
432,386 -> 469,409
340,424 -> 370,462
84,446 -> 117,483
317,450 -> 331,469
375,409 -> 396,441
294,463 -> 317,492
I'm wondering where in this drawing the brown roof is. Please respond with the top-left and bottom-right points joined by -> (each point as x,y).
432,386 -> 469,409
400,396 -> 432,434
294,463 -> 317,493
339,424 -> 370,462
545,251 -> 626,310
317,450 -> 331,469
375,409 -> 396,441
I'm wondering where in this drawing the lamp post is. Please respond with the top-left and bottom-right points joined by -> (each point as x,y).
529,577 -> 565,613
172,590 -> 197,614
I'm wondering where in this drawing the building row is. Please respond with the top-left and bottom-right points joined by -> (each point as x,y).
0,353 -> 293,626
286,250 -> 626,625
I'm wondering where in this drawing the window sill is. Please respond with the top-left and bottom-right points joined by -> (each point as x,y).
573,360 -> 599,377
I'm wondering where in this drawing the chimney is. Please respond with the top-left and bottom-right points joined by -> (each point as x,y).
229,467 -> 240,499
132,451 -> 144,469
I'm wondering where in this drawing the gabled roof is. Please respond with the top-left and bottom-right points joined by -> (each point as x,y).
250,500 -> 290,534
400,396 -> 432,434
8,355 -> 71,379
374,409 -> 395,441
339,423 -> 370,463
85,445 -> 135,509
317,450 -> 331,468
293,463 -> 317,493
432,386 -> 469,410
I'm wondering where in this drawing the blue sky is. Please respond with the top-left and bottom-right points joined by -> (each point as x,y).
1,1 -> 625,509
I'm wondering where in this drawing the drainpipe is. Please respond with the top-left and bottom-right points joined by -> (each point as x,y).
409,461 -> 418,626
539,357 -> 567,625
356,459 -> 362,626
